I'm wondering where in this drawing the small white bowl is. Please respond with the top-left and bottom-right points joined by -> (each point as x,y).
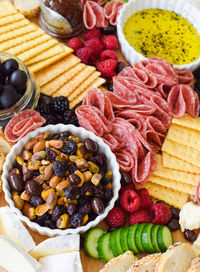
2,124 -> 121,237
117,0 -> 200,71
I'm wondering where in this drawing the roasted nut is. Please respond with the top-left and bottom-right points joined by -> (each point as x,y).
48,140 -> 63,149
42,183 -> 48,189
41,188 -> 54,201
49,176 -> 61,188
26,180 -> 42,196
9,174 -> 24,192
25,139 -> 37,150
28,207 -> 36,220
32,151 -> 46,161
88,161 -> 99,174
74,137 -> 80,144
39,165 -> 46,175
74,170 -> 84,187
83,214 -> 89,225
68,136 -> 77,142
56,180 -> 70,191
22,150 -> 32,161
33,174 -> 44,185
41,160 -> 50,166
75,158 -> 88,170
68,174 -> 81,186
84,138 -> 97,153
44,164 -> 53,181
12,191 -> 24,209
16,156 -> 24,166
20,191 -> 31,201
69,155 -> 79,162
57,197 -> 65,205
35,132 -> 51,140
23,170 -> 34,182
83,171 -> 92,182
91,174 -> 102,186
28,160 -> 41,171
46,191 -> 58,209
36,203 -> 49,216
33,140 -> 46,153
10,168 -> 20,176
22,202 -> 33,218
58,153 -> 68,162
49,147 -> 61,156
105,170 -> 113,181
76,143 -> 86,158
56,214 -> 69,229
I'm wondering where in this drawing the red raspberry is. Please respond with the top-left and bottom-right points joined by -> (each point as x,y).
150,203 -> 172,225
120,189 -> 141,213
85,38 -> 104,56
129,209 -> 152,225
102,35 -> 119,50
83,27 -> 101,41
67,38 -> 84,52
100,49 -> 118,62
97,59 -> 117,78
106,207 -> 126,228
137,188 -> 153,210
76,47 -> 95,65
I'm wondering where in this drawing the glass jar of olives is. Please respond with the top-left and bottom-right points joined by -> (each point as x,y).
0,52 -> 40,128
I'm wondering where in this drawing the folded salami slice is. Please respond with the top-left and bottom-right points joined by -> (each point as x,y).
115,149 -> 134,172
113,77 -> 138,104
104,1 -> 124,25
103,133 -> 118,151
175,69 -> 194,85
156,83 -> 173,99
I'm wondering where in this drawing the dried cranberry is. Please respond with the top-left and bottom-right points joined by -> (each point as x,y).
67,204 -> 78,216
79,203 -> 92,215
70,213 -> 83,228
78,196 -> 92,207
53,161 -> 68,177
92,183 -> 103,197
52,205 -> 67,221
67,139 -> 77,155
68,164 -> 79,174
45,220 -> 57,229
60,131 -> 71,140
64,185 -> 80,200
80,183 -> 93,196
30,195 -> 44,207
45,147 -> 57,161
35,213 -> 51,226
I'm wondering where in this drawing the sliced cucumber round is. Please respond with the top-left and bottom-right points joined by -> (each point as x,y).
157,225 -> 173,252
97,233 -> 115,262
141,223 -> 155,253
135,223 -> 146,253
151,225 -> 161,252
109,228 -> 124,257
84,228 -> 105,259
127,224 -> 140,254
120,227 -> 129,253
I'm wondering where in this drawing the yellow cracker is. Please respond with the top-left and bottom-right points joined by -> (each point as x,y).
0,18 -> 30,34
6,34 -> 51,55
162,152 -> 200,174
53,65 -> 96,97
154,154 -> 199,186
0,1 -> 18,17
0,24 -> 37,43
68,71 -> 101,102
28,50 -> 70,73
0,13 -> 24,26
0,28 -> 44,50
35,54 -> 80,87
162,139 -> 200,167
69,77 -> 105,109
172,113 -> 200,132
137,182 -> 189,209
41,63 -> 85,96
16,39 -> 58,62
148,175 -> 195,195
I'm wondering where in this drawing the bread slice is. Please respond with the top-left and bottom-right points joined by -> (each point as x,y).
100,251 -> 137,272
127,253 -> 161,272
13,0 -> 40,17
156,243 -> 197,272
187,258 -> 200,272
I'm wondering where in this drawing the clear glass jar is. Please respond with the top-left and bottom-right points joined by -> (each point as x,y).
0,52 -> 40,128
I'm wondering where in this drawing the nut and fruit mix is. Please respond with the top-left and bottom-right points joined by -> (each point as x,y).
8,131 -> 114,229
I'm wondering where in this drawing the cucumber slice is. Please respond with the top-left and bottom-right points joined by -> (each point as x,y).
109,228 -> 124,257
120,227 -> 129,253
97,233 -> 115,262
84,228 -> 105,259
141,223 -> 155,253
157,225 -> 173,252
151,225 -> 161,252
127,224 -> 140,254
135,223 -> 146,253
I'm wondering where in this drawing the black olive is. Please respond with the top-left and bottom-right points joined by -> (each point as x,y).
2,59 -> 19,75
9,70 -> 27,92
0,85 -> 18,108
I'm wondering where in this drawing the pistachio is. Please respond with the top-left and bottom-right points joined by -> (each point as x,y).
64,198 -> 77,205
28,160 -> 41,171
76,143 -> 86,158
76,158 -> 89,170
22,150 -> 32,161
56,180 -> 70,191
39,165 -> 46,175
32,151 -> 46,161
57,197 -> 65,205
16,156 -> 24,166
12,192 -> 24,210
88,161 -> 99,174
83,171 -> 92,182
83,214 -> 89,225
20,191 -> 31,201
35,132 -> 51,140
57,153 -> 68,162
46,191 -> 58,209
25,139 -> 37,150
22,202 -> 33,217
105,170 -> 113,181
69,155 -> 79,162
49,176 -> 61,188
41,188 -> 54,201
74,170 -> 84,187
48,140 -> 63,149
33,174 -> 44,185
44,164 -> 53,181
27,207 -> 36,220
41,159 -> 50,166
36,203 -> 49,216
33,140 -> 46,153
56,214 -> 69,229
91,173 -> 102,186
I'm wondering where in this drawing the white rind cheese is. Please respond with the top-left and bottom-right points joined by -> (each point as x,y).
31,235 -> 80,259
0,235 -> 41,272
179,202 -> 200,231
39,251 -> 83,272
0,206 -> 36,252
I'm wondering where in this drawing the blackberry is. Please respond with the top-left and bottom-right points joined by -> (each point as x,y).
70,213 -> 83,228
194,79 -> 200,99
36,103 -> 51,115
63,110 -> 75,124
42,114 -> 57,125
53,161 -> 68,177
50,96 -> 69,113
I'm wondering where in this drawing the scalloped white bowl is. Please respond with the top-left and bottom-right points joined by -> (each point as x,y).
2,124 -> 121,237
117,0 -> 200,71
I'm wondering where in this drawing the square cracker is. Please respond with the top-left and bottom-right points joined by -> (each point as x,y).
69,77 -> 105,109
6,34 -> 51,55
137,182 -> 189,209
52,65 -> 96,97
0,1 -> 18,17
35,54 -> 79,87
40,63 -> 85,96
162,139 -> 200,167
16,39 -> 58,62
172,113 -> 200,131
0,18 -> 30,34
162,152 -> 200,174
0,28 -> 44,51
0,24 -> 37,43
0,13 -> 24,26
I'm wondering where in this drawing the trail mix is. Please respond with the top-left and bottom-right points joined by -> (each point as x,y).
9,131 -> 113,229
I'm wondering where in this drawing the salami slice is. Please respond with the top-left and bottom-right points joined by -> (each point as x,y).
18,116 -> 46,140
156,83 -> 173,99
115,149 -> 134,172
113,77 -> 138,104
103,133 -> 118,151
104,1 -> 124,25
175,69 -> 194,85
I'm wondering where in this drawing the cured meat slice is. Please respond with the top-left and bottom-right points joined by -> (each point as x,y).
103,133 -> 118,151
105,92 -> 137,109
113,77 -> 138,104
168,85 -> 199,117
18,116 -> 45,140
134,60 -> 148,69
115,149 -> 134,172
104,1 -> 124,25
156,83 -> 173,99
175,69 -> 194,85
83,1 -> 108,29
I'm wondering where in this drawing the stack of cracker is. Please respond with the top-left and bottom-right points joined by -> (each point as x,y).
137,114 -> 200,209
0,0 -> 105,108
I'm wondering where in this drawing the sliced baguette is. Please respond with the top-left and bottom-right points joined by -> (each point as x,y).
187,258 -> 200,272
156,243 -> 197,272
127,253 -> 161,272
100,251 -> 137,272
13,0 -> 40,17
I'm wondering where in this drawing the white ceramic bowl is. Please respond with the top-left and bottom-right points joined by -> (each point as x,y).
2,124 -> 121,237
117,0 -> 200,71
